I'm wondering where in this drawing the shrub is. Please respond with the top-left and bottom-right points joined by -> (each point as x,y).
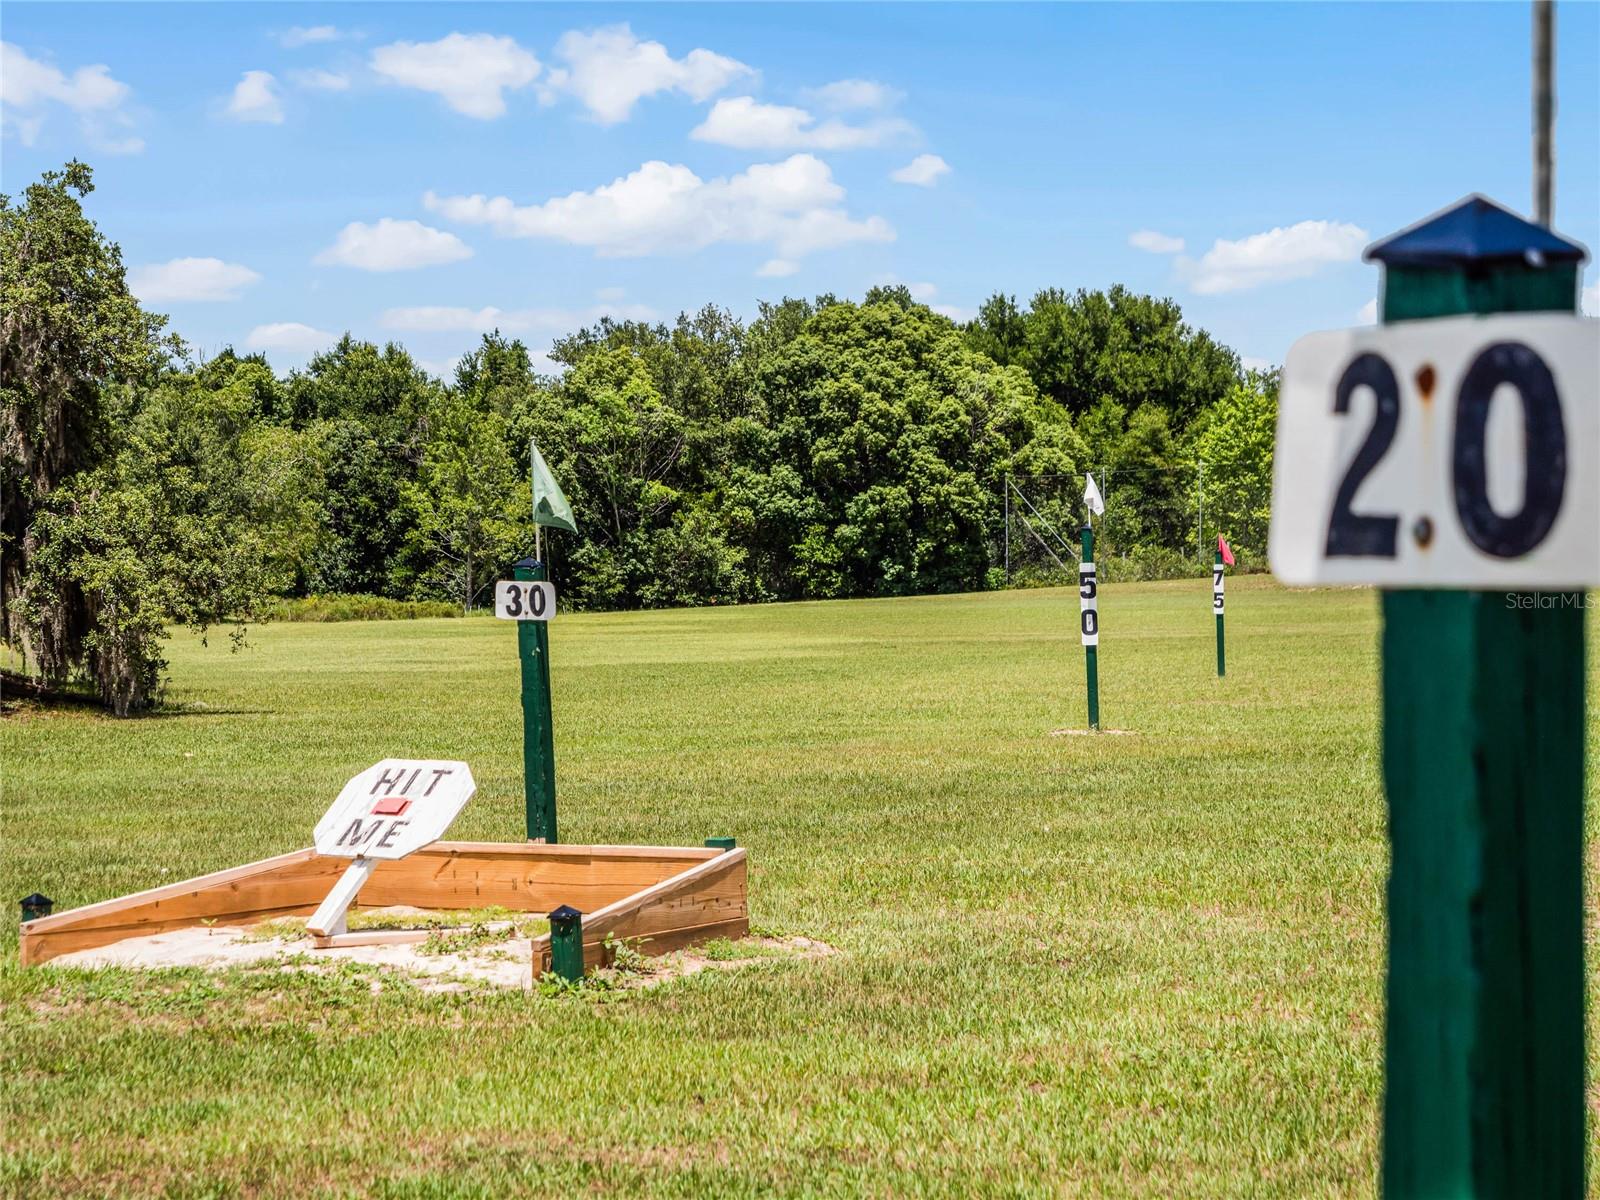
266,594 -> 462,623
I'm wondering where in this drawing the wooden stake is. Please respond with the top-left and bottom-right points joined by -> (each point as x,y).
306,858 -> 378,937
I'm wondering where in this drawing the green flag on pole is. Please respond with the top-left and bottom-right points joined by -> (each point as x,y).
530,441 -> 577,534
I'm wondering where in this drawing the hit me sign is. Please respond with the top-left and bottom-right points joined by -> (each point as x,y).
313,759 -> 476,860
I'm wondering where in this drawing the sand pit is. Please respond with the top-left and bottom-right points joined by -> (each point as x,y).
44,920 -> 834,993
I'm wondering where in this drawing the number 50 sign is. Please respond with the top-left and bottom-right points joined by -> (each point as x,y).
1270,313 -> 1597,587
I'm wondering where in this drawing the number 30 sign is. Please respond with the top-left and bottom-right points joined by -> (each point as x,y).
494,580 -> 556,621
1269,313 -> 1597,587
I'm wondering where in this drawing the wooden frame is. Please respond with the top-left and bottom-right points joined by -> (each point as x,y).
19,842 -> 748,968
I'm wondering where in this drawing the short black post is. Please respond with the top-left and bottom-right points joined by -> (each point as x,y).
548,904 -> 584,982
19,893 -> 53,923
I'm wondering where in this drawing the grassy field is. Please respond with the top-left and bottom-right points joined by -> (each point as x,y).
3,578 -> 1596,1198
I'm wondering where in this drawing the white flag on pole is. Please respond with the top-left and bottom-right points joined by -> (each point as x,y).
1083,472 -> 1106,517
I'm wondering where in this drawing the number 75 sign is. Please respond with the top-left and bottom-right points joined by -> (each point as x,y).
1269,313 -> 1597,587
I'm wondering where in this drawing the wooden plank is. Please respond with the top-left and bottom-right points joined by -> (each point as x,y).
361,849 -> 709,913
18,848 -> 321,935
529,851 -> 748,975
20,903 -> 321,965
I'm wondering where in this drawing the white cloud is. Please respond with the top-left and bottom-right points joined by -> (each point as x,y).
289,68 -> 351,92
1178,220 -> 1368,295
128,257 -> 261,303
889,154 -> 950,187
371,33 -> 540,119
802,78 -> 901,111
1582,283 -> 1597,317
226,70 -> 284,123
1,41 -> 142,152
379,302 -> 658,333
691,96 -> 912,151
932,304 -> 975,323
425,153 -> 893,260
278,25 -> 345,48
594,286 -> 626,302
757,258 -> 799,278
1356,298 -> 1378,325
1129,230 -> 1184,254
542,25 -> 752,124
313,218 -> 473,272
246,322 -> 337,354
1240,355 -> 1274,372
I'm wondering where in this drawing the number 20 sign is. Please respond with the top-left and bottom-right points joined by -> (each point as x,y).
1269,313 -> 1598,587
494,580 -> 556,621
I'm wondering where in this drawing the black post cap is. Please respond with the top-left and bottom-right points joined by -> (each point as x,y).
1365,195 -> 1588,269
548,904 -> 583,924
19,893 -> 53,921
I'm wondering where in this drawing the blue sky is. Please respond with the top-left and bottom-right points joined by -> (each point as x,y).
4,3 -> 1597,378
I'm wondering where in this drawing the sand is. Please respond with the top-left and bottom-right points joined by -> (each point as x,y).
45,925 -> 834,992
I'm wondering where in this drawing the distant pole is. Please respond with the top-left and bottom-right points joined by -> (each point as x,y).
1534,0 -> 1554,225
1196,460 -> 1205,562
1213,548 -> 1226,678
1079,522 -> 1100,730
1003,475 -> 1011,585
514,557 -> 558,843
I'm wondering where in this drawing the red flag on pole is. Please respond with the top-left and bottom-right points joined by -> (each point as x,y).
1217,535 -> 1235,566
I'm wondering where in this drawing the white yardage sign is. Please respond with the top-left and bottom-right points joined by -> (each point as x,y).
1213,565 -> 1225,613
314,759 -> 476,861
1079,561 -> 1099,645
494,580 -> 556,621
1270,314 -> 1597,587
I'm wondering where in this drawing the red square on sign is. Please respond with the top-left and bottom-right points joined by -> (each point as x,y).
372,796 -> 411,816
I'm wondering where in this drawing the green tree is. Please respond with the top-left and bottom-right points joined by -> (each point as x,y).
19,369 -> 320,713
1197,370 -> 1279,555
744,296 -> 1080,599
398,391 -> 528,609
1,162 -> 176,680
285,337 -> 441,596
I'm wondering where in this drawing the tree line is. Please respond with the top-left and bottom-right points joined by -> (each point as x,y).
2,162 -> 1277,713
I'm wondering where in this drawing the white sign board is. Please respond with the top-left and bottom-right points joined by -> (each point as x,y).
1079,561 -> 1099,646
1270,313 -> 1598,587
1213,564 -> 1225,614
313,759 -> 476,861
494,580 -> 556,621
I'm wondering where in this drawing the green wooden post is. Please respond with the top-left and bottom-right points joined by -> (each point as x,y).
1080,523 -> 1099,731
1213,549 -> 1226,678
548,904 -> 583,981
513,558 -> 558,843
1369,199 -> 1586,1199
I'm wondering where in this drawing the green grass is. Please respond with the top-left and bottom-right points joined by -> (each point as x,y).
3,578 -> 1596,1197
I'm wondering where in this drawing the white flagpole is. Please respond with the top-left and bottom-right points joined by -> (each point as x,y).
531,438 -> 543,564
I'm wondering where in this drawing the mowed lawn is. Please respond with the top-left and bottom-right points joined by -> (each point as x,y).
3,578 -> 1597,1198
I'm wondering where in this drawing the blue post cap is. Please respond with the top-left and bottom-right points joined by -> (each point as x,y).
1365,195 -> 1587,269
